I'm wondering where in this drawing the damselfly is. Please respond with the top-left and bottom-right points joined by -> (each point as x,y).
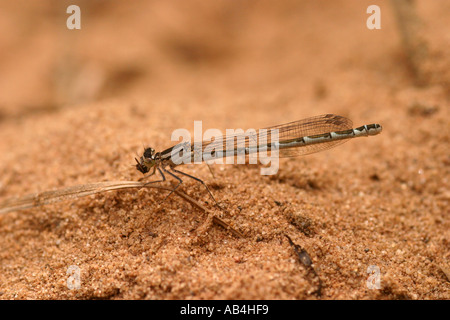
135,114 -> 382,203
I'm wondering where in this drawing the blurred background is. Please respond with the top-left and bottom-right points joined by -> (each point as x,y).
0,1 -> 449,300
0,0 -> 448,120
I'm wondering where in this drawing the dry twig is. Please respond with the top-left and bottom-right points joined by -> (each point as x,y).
0,180 -> 243,237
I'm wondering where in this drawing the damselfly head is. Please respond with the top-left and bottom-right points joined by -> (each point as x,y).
143,147 -> 156,159
135,147 -> 156,174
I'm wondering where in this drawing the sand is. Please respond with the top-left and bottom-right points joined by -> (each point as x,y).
0,0 -> 448,299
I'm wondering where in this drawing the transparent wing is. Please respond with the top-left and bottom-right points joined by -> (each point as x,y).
194,114 -> 353,159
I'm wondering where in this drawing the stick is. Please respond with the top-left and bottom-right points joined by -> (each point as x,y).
0,181 -> 243,237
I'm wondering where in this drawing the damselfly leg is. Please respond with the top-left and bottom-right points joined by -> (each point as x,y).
139,164 -> 219,206
170,167 -> 218,205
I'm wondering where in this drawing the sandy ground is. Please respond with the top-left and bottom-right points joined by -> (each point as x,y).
0,0 -> 448,299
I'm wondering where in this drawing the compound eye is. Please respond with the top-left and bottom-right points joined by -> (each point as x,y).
143,147 -> 155,159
